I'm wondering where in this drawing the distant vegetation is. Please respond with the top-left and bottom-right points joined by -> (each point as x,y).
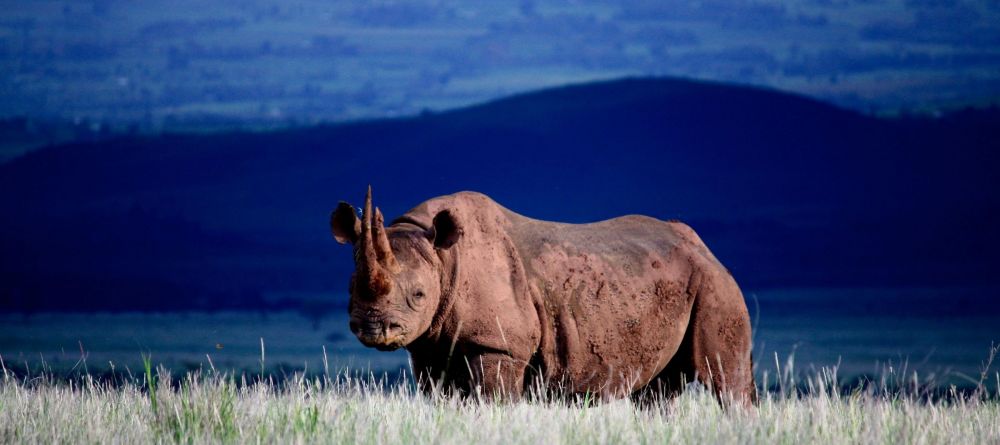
4,0 -> 999,123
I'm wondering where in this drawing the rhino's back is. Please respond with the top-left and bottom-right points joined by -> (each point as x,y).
505,210 -> 708,263
401,190 -> 708,258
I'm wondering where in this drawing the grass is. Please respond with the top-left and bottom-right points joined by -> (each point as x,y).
1,350 -> 999,444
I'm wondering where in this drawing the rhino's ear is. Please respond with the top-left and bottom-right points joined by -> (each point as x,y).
330,201 -> 361,245
428,209 -> 462,249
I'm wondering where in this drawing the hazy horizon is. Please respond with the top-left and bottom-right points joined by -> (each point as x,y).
3,0 -> 1000,130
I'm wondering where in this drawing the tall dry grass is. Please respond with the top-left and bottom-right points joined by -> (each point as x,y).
1,347 -> 998,444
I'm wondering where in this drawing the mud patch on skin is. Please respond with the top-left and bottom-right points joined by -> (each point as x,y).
525,242 -> 700,393
718,315 -> 748,349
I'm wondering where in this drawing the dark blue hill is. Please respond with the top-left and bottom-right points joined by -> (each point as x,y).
1,77 -> 998,311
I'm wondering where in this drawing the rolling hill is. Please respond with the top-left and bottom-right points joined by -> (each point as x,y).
1,77 -> 998,312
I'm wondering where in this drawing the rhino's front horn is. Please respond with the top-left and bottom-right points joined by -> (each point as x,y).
358,186 -> 393,298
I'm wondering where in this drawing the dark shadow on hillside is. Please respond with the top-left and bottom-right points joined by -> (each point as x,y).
1,77 -> 998,312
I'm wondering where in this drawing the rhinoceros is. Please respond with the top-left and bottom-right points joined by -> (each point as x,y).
330,188 -> 755,404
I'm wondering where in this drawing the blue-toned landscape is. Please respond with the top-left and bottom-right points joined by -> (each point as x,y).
2,1 -> 999,443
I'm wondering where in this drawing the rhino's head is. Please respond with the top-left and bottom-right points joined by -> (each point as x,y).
329,187 -> 461,351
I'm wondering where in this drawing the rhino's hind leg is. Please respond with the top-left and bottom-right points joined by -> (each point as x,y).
687,274 -> 756,406
643,273 -> 757,407
633,313 -> 697,407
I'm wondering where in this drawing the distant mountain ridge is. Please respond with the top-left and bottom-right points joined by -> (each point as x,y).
1,77 -> 998,311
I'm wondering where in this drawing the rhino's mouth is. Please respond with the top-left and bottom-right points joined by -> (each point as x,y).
372,342 -> 403,352
357,334 -> 406,351
351,318 -> 407,351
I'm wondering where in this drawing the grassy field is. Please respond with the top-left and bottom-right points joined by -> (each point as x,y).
2,355 -> 999,445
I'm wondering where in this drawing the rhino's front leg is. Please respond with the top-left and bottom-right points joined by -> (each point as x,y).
467,352 -> 526,401
409,353 -> 447,396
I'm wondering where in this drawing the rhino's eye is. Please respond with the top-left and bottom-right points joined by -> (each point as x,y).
406,290 -> 426,310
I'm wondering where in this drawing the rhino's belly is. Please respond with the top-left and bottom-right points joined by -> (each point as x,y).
563,278 -> 691,395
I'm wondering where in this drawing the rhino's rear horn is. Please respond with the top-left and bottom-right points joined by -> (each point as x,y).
373,207 -> 399,272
